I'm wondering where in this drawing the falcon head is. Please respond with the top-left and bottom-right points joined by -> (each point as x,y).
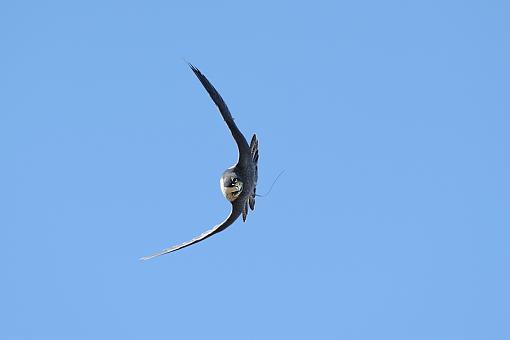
220,169 -> 243,202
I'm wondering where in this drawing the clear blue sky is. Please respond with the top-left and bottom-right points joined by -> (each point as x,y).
3,1 -> 509,339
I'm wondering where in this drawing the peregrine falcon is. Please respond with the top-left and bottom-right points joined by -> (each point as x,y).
141,64 -> 259,260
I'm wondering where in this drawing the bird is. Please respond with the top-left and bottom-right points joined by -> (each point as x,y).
141,64 -> 259,260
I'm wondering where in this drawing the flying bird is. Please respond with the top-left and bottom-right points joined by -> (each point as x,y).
141,64 -> 259,260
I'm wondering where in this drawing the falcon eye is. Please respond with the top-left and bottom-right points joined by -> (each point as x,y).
231,177 -> 238,184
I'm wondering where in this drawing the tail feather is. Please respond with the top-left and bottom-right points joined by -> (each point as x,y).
242,201 -> 248,222
249,194 -> 255,210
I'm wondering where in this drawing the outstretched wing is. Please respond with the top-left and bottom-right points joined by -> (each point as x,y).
140,203 -> 243,260
188,64 -> 250,164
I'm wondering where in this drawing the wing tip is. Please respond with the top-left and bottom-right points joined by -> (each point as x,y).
187,62 -> 200,74
139,249 -> 174,261
139,253 -> 159,261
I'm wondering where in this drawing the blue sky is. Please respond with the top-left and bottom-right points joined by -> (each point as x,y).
3,1 -> 510,339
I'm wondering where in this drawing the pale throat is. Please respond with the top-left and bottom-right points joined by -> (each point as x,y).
220,177 -> 244,202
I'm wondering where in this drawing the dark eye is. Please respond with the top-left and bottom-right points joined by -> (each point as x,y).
232,177 -> 237,184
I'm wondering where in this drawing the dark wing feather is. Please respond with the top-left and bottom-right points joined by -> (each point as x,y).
188,64 -> 250,163
249,134 -> 258,211
140,203 -> 243,260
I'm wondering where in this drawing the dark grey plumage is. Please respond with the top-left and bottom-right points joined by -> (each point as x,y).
141,64 -> 258,260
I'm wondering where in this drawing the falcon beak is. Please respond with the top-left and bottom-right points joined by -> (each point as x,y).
223,180 -> 243,201
229,181 -> 243,195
